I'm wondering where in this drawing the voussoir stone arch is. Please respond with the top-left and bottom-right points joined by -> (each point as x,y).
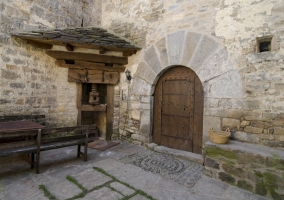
132,30 -> 244,99
131,31 -> 244,142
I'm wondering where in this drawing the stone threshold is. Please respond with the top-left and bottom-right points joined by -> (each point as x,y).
145,143 -> 204,165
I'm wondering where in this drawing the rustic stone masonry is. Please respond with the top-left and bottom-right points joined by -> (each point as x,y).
205,141 -> 284,199
0,0 -> 101,126
101,0 -> 284,149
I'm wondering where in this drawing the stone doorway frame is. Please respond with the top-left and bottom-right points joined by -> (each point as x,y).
132,30 -> 244,145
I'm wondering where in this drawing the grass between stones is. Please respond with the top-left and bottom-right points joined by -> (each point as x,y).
39,185 -> 57,200
94,167 -> 156,200
39,167 -> 156,200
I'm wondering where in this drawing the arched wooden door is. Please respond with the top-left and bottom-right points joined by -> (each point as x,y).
153,66 -> 203,154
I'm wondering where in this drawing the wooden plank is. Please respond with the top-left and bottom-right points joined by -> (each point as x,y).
81,104 -> 106,112
77,83 -> 82,126
46,50 -> 128,65
193,76 -> 204,154
106,85 -> 114,140
0,141 -> 35,150
123,50 -> 137,57
36,129 -> 41,174
0,129 -> 38,138
41,126 -> 89,135
56,60 -> 126,72
68,69 -> 119,84
0,115 -> 45,125
84,127 -> 89,161
26,40 -> 53,49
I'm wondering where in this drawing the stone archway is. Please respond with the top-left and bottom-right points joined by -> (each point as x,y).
131,31 -> 244,146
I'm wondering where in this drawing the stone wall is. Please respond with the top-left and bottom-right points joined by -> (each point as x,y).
205,141 -> 284,199
102,0 -> 284,148
0,0 -> 101,126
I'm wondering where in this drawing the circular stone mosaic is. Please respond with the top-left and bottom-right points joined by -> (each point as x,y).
120,150 -> 205,188
133,153 -> 187,175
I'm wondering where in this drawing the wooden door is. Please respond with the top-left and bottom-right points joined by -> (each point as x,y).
153,66 -> 203,154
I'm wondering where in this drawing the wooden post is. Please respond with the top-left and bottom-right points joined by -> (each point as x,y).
77,83 -> 82,125
106,85 -> 114,140
84,126 -> 89,161
77,129 -> 81,158
31,153 -> 35,169
36,129 -> 42,174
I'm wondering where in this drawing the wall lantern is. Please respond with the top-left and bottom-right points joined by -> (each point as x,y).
125,69 -> 132,81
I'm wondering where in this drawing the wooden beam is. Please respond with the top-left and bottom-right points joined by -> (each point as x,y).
45,50 -> 128,65
68,69 -> 119,84
123,50 -> 137,57
56,60 -> 126,72
106,85 -> 114,140
26,40 -> 53,49
99,46 -> 106,54
65,43 -> 74,51
81,105 -> 106,112
76,83 -> 82,125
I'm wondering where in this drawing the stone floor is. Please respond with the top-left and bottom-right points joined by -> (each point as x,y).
0,142 -> 268,200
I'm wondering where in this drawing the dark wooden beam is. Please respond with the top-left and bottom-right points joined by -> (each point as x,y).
56,60 -> 126,72
46,50 -> 128,65
99,46 -> 106,54
81,105 -> 106,112
68,69 -> 119,84
26,40 -> 53,49
65,43 -> 74,51
123,50 -> 137,57
76,83 -> 82,125
106,85 -> 114,140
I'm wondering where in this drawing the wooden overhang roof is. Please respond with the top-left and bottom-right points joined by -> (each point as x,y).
12,27 -> 141,77
12,27 -> 141,53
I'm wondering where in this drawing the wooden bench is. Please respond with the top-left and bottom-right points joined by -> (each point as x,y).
0,125 -> 97,174
0,115 -> 45,125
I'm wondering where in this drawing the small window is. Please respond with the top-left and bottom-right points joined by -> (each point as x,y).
256,36 -> 278,53
259,41 -> 271,52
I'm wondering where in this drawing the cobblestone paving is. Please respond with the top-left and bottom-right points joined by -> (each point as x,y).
120,150 -> 205,188
39,167 -> 154,200
0,143 -> 268,200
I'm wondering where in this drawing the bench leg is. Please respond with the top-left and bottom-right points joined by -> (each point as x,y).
84,143 -> 88,162
36,152 -> 40,174
31,153 -> 35,169
77,145 -> 81,158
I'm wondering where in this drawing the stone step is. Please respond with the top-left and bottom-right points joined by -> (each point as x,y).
204,140 -> 284,199
146,143 -> 204,165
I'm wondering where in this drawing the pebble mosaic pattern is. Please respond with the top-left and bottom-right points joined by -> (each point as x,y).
120,150 -> 205,188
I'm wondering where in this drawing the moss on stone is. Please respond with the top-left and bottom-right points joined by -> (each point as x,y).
218,172 -> 236,184
222,163 -> 244,177
237,180 -> 253,192
255,182 -> 267,196
269,188 -> 282,200
282,172 -> 284,179
206,147 -> 237,160
272,154 -> 284,170
263,172 -> 278,189
254,170 -> 263,177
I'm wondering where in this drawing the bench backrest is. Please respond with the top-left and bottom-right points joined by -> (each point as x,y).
0,115 -> 45,126
0,125 -> 97,151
